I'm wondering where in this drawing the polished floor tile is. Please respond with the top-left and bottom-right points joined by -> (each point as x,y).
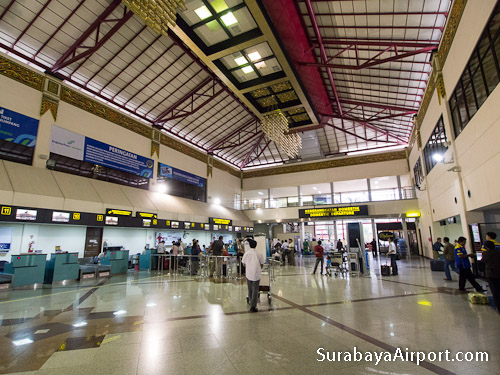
0,255 -> 498,374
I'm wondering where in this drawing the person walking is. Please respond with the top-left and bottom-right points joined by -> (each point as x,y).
336,239 -> 344,252
371,238 -> 378,257
442,237 -> 456,281
387,237 -> 398,276
287,239 -> 295,266
242,238 -> 266,312
455,237 -> 484,293
312,240 -> 324,275
483,241 -> 500,314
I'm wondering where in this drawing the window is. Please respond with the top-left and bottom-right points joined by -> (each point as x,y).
450,3 -> 500,137
423,116 -> 448,174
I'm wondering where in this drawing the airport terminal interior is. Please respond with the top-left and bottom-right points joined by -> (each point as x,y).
0,0 -> 499,374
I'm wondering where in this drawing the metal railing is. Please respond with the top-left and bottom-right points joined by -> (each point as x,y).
242,187 -> 416,210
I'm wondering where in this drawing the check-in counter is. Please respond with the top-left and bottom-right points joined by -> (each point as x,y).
140,249 -> 157,270
100,250 -> 129,275
44,253 -> 80,283
3,254 -> 47,287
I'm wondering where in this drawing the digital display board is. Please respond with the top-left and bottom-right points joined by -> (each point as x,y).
105,216 -> 118,225
299,205 -> 368,219
209,217 -> 232,225
52,211 -> 70,223
136,212 -> 157,219
143,219 -> 151,227
171,221 -> 179,229
16,209 -> 37,221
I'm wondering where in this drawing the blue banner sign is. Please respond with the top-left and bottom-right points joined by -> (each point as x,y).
159,163 -> 205,187
84,138 -> 154,178
0,106 -> 39,147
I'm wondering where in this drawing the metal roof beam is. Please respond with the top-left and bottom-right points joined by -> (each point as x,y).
207,119 -> 258,151
50,0 -> 132,72
336,99 -> 417,112
304,0 -> 342,115
312,11 -> 449,17
239,133 -> 266,168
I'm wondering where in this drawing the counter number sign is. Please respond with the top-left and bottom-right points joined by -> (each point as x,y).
73,213 -> 80,220
97,215 -> 104,221
1,207 -> 11,215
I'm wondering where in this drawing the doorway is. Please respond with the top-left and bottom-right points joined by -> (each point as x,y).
84,227 -> 103,258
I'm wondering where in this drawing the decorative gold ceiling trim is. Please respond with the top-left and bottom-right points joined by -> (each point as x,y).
0,54 -> 44,91
410,0 -> 467,149
242,150 -> 407,178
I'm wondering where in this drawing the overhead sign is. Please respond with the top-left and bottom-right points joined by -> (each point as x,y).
406,211 -> 421,218
136,212 -> 157,219
106,208 -> 132,216
158,163 -> 205,187
0,106 -> 39,147
378,231 -> 395,241
51,125 -> 154,178
299,205 -> 368,218
210,217 -> 232,225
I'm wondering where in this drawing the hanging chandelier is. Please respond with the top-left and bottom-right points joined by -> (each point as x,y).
122,0 -> 186,36
261,110 -> 302,158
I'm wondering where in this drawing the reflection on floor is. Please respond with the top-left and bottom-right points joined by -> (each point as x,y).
0,255 -> 498,374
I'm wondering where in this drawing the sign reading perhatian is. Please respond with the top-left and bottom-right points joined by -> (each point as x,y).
209,217 -> 232,225
299,205 -> 368,219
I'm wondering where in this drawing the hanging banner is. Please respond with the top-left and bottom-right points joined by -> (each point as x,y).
159,163 -> 205,187
0,106 -> 39,147
50,125 -> 154,178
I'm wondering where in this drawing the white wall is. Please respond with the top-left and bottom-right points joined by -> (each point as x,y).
243,158 -> 409,190
102,227 -> 156,254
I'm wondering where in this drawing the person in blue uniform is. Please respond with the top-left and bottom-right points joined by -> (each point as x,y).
481,232 -> 500,251
455,237 -> 484,292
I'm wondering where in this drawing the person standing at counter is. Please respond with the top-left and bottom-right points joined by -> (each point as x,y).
157,240 -> 166,254
191,239 -> 200,276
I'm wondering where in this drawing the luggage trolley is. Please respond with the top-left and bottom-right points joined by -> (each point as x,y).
258,261 -> 272,303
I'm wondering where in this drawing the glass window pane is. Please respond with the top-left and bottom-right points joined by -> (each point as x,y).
469,51 -> 488,108
479,41 -> 500,94
462,70 -> 477,118
456,86 -> 469,129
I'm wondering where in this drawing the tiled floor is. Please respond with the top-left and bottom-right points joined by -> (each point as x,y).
0,255 -> 498,374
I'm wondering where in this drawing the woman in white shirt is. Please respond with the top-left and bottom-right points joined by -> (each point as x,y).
386,238 -> 399,276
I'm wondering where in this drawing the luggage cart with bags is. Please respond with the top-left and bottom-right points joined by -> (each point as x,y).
259,262 -> 272,303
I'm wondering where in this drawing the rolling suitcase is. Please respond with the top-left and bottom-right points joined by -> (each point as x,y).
381,262 -> 391,276
430,260 -> 444,271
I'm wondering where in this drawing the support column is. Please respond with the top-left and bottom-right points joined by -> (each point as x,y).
397,175 -> 402,200
333,220 -> 338,241
402,217 -> 410,259
367,178 -> 372,201
330,182 -> 335,204
371,218 -> 376,243
415,218 -> 423,256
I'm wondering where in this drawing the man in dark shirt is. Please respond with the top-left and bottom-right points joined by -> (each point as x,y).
433,237 -> 443,259
312,240 -> 324,275
210,236 -> 224,277
371,239 -> 378,257
442,237 -> 456,281
483,241 -> 500,314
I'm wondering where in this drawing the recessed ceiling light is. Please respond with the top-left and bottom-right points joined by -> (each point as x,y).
195,6 -> 212,20
146,303 -> 157,307
221,12 -> 238,26
313,187 -> 317,190
242,66 -> 254,74
247,51 -> 261,61
210,0 -> 228,13
258,192 -> 264,195
255,61 -> 267,69
234,56 -> 247,66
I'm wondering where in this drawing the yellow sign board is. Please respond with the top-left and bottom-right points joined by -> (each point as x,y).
106,209 -> 132,216
73,213 -> 80,220
1,206 -> 11,215
406,211 -> 421,218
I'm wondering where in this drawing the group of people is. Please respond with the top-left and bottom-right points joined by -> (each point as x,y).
272,239 -> 296,266
434,233 -> 500,313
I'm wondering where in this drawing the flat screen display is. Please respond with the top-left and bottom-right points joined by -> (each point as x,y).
105,216 -> 118,225
52,211 -> 70,223
213,225 -> 219,230
143,219 -> 151,227
171,221 -> 179,229
184,222 -> 191,229
204,224 -> 210,231
16,209 -> 37,221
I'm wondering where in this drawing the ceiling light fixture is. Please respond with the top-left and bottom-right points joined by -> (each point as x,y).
242,66 -> 254,74
194,5 -> 211,20
123,0 -> 186,35
234,56 -> 247,66
247,51 -> 261,61
254,61 -> 267,69
221,12 -> 238,26
260,110 -> 302,158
